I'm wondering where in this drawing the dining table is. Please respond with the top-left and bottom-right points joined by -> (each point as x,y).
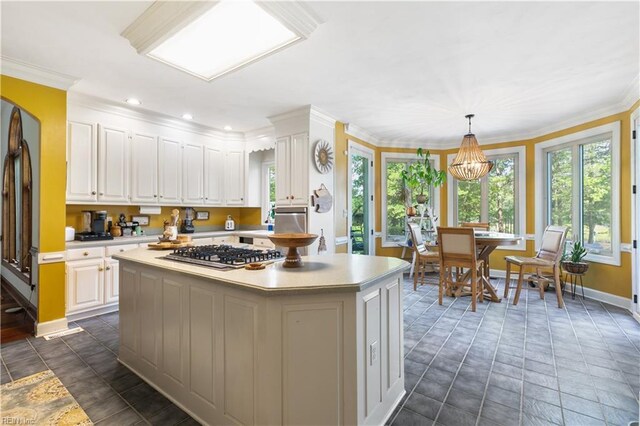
467,231 -> 523,302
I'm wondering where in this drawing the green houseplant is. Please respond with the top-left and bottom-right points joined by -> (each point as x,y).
401,148 -> 447,205
561,240 -> 589,274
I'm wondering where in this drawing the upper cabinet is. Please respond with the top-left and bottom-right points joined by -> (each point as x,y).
275,133 -> 308,207
182,142 -> 205,205
158,137 -> 182,204
225,149 -> 245,205
67,121 -> 97,202
98,125 -> 129,203
130,132 -> 159,204
204,145 -> 224,206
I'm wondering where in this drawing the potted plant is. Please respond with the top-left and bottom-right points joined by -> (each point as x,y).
561,240 -> 589,274
401,148 -> 447,204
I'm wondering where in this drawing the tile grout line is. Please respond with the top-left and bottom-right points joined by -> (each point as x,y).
430,297 -> 496,424
474,277 -> 520,426
560,298 -> 611,425
39,331 -> 151,425
388,291 -> 466,424
1,352 -> 14,382
517,278 -> 529,426
598,301 -> 640,353
540,285 -> 566,425
573,297 -> 639,403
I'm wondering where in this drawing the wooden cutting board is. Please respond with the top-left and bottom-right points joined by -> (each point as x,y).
147,242 -> 193,250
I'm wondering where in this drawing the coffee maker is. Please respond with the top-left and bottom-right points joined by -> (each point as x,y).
75,210 -> 114,241
181,207 -> 195,234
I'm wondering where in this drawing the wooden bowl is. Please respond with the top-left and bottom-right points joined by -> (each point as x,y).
268,233 -> 318,268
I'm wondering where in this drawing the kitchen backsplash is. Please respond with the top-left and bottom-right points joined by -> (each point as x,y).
66,205 -> 263,231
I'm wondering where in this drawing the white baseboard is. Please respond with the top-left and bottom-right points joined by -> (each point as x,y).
633,311 -> 640,324
66,304 -> 119,322
490,268 -> 633,311
35,317 -> 68,337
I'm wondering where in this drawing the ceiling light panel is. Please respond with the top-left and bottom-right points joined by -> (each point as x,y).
147,1 -> 300,81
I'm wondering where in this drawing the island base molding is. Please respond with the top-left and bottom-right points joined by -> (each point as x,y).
118,261 -> 406,425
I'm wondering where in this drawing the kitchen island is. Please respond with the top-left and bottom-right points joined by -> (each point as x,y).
113,248 -> 409,425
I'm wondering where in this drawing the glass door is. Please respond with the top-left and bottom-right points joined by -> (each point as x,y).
349,142 -> 375,255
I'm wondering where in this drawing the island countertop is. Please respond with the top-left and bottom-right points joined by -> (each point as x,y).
113,247 -> 409,294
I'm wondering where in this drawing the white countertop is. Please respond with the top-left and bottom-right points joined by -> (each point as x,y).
66,229 -> 273,249
113,248 -> 409,294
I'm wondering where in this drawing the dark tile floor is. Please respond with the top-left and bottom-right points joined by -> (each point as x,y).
389,274 -> 640,426
1,274 -> 638,426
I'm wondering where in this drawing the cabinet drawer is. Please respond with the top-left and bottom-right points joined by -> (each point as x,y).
254,237 -> 275,249
106,244 -> 139,257
67,246 -> 105,261
212,235 -> 239,245
193,238 -> 214,246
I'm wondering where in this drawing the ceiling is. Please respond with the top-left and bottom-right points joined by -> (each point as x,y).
1,1 -> 638,146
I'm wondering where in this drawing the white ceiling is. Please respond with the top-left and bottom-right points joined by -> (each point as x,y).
1,1 -> 638,147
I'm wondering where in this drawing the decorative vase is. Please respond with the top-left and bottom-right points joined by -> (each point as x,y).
406,206 -> 416,217
416,194 -> 427,204
561,261 -> 589,274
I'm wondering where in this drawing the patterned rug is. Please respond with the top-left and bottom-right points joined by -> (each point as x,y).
1,370 -> 92,425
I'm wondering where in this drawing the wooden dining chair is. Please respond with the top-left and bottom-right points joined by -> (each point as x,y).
408,223 -> 439,290
460,222 -> 490,231
437,227 -> 484,312
503,225 -> 568,308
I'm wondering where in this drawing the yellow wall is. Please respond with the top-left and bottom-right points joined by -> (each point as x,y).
336,101 -> 638,299
1,75 -> 67,323
66,205 -> 262,231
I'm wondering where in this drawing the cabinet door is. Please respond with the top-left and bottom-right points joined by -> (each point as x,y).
66,259 -> 104,314
182,143 -> 204,205
67,121 -> 97,202
98,125 -> 129,203
159,137 -> 182,204
224,149 -> 245,205
275,136 -> 291,206
290,133 -> 309,206
204,145 -> 224,205
131,132 -> 158,203
104,257 -> 119,304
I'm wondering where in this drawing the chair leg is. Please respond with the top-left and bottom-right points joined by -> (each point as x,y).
537,267 -> 544,300
478,264 -> 484,303
504,262 -> 512,299
554,265 -> 564,308
413,258 -> 418,291
471,268 -> 477,312
514,267 -> 525,306
438,265 -> 444,306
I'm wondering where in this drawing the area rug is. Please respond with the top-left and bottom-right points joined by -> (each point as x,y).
1,370 -> 92,425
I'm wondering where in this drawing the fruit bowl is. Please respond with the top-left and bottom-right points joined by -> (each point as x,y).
268,233 -> 318,268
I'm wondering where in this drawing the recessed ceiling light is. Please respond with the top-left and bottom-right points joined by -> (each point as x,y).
182,113 -> 193,120
223,125 -> 233,131
125,98 -> 142,105
147,1 -> 301,81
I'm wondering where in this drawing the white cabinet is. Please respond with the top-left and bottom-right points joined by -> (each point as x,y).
182,143 -> 205,205
131,132 -> 159,203
158,137 -> 182,204
275,133 -> 308,207
212,235 -> 239,245
98,125 -> 129,203
225,149 -> 245,205
204,146 -> 224,206
104,257 -> 119,305
66,258 -> 104,314
67,121 -> 97,202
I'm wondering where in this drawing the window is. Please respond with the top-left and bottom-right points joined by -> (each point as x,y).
382,153 -> 440,246
536,122 -> 620,265
448,146 -> 526,250
262,162 -> 275,222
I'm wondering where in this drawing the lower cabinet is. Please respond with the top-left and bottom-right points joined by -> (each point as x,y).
66,258 -> 105,313
104,257 -> 119,304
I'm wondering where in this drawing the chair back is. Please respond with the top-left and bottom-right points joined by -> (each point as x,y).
437,227 -> 477,266
460,222 -> 490,231
408,223 -> 425,253
536,225 -> 568,263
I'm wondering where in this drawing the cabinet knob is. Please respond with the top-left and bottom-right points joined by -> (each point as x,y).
98,267 -> 104,272
160,195 -> 163,198
153,194 -> 157,198
106,266 -> 111,271
241,197 -> 243,201
286,196 -> 289,200
91,191 -> 96,195
120,249 -> 124,252
99,192 -> 104,196
83,252 -> 89,256
291,195 -> 294,199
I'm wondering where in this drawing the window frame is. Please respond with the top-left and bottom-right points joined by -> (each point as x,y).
261,161 -> 275,223
447,146 -> 527,251
535,122 -> 621,266
381,152 -> 441,248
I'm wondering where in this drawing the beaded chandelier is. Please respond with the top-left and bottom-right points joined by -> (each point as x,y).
448,114 -> 493,181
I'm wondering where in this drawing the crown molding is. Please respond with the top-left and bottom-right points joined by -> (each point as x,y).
121,1 -> 217,55
1,56 -> 79,90
621,73 -> 639,111
68,92 -> 238,140
267,105 -> 312,124
310,105 -> 337,128
259,2 -> 324,39
344,123 -> 381,146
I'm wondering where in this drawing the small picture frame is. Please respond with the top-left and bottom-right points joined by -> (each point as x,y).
196,211 -> 209,220
132,215 -> 150,226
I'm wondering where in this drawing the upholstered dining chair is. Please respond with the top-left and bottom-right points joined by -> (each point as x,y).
503,225 -> 568,308
408,223 -> 439,290
437,227 -> 484,312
